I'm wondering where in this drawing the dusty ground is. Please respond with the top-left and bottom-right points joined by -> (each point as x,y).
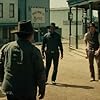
0,43 -> 100,100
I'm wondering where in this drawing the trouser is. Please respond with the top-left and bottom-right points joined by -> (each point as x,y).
95,54 -> 100,79
45,52 -> 59,81
6,94 -> 36,100
88,50 -> 100,79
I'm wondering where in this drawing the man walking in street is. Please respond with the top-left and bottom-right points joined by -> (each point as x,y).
0,20 -> 46,100
41,23 -> 63,84
84,22 -> 100,81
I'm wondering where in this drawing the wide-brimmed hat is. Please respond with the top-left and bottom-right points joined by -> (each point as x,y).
11,20 -> 34,34
87,22 -> 97,28
46,23 -> 58,29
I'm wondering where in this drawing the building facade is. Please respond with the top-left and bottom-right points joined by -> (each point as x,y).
18,0 -> 50,26
18,0 -> 50,42
50,7 -> 83,40
0,0 -> 18,44
0,0 -> 50,44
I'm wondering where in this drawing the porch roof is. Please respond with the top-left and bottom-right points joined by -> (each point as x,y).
67,0 -> 100,10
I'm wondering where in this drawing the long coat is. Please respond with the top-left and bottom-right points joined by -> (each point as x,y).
1,39 -> 46,98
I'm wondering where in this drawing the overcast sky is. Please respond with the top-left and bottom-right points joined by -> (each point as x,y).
50,0 -> 98,17
50,0 -> 68,8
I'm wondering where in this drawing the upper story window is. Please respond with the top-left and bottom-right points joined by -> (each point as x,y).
9,3 -> 14,18
0,3 -> 3,18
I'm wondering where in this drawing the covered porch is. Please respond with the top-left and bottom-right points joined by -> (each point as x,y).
67,0 -> 100,49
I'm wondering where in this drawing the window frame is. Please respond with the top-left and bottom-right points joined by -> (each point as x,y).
0,3 -> 3,18
9,3 -> 15,18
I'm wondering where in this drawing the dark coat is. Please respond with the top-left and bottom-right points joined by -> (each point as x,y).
42,32 -> 63,55
1,39 -> 46,97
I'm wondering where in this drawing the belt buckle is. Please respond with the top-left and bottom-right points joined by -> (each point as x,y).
51,51 -> 54,53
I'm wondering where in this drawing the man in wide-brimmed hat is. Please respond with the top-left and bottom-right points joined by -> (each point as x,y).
0,20 -> 46,100
84,22 -> 100,82
41,23 -> 63,84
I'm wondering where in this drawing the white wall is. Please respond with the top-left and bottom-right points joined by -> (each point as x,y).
50,8 -> 83,39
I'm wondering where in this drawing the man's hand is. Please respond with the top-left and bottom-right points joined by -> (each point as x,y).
38,73 -> 46,99
38,86 -> 45,99
95,49 -> 100,57
61,54 -> 63,59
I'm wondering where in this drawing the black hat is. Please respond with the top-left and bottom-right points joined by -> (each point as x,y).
46,26 -> 51,29
11,20 -> 34,34
51,23 -> 56,27
87,22 -> 97,28
46,23 -> 58,29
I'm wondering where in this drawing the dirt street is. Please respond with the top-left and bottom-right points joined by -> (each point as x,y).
0,43 -> 100,100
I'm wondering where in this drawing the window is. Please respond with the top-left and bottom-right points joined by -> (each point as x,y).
0,3 -> 3,18
9,3 -> 14,18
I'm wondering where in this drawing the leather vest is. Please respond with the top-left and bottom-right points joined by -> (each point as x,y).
88,32 -> 99,50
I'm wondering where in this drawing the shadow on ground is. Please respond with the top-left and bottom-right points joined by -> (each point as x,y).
46,82 -> 94,89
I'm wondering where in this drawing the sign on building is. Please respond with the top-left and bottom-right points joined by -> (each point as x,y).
31,8 -> 45,23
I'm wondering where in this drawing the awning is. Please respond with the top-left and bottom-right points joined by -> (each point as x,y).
68,0 -> 100,10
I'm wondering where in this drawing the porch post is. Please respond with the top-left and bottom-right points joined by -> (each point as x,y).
84,9 -> 87,33
76,7 -> 78,49
25,0 -> 27,20
89,2 -> 93,22
98,10 -> 100,33
69,7 -> 72,48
